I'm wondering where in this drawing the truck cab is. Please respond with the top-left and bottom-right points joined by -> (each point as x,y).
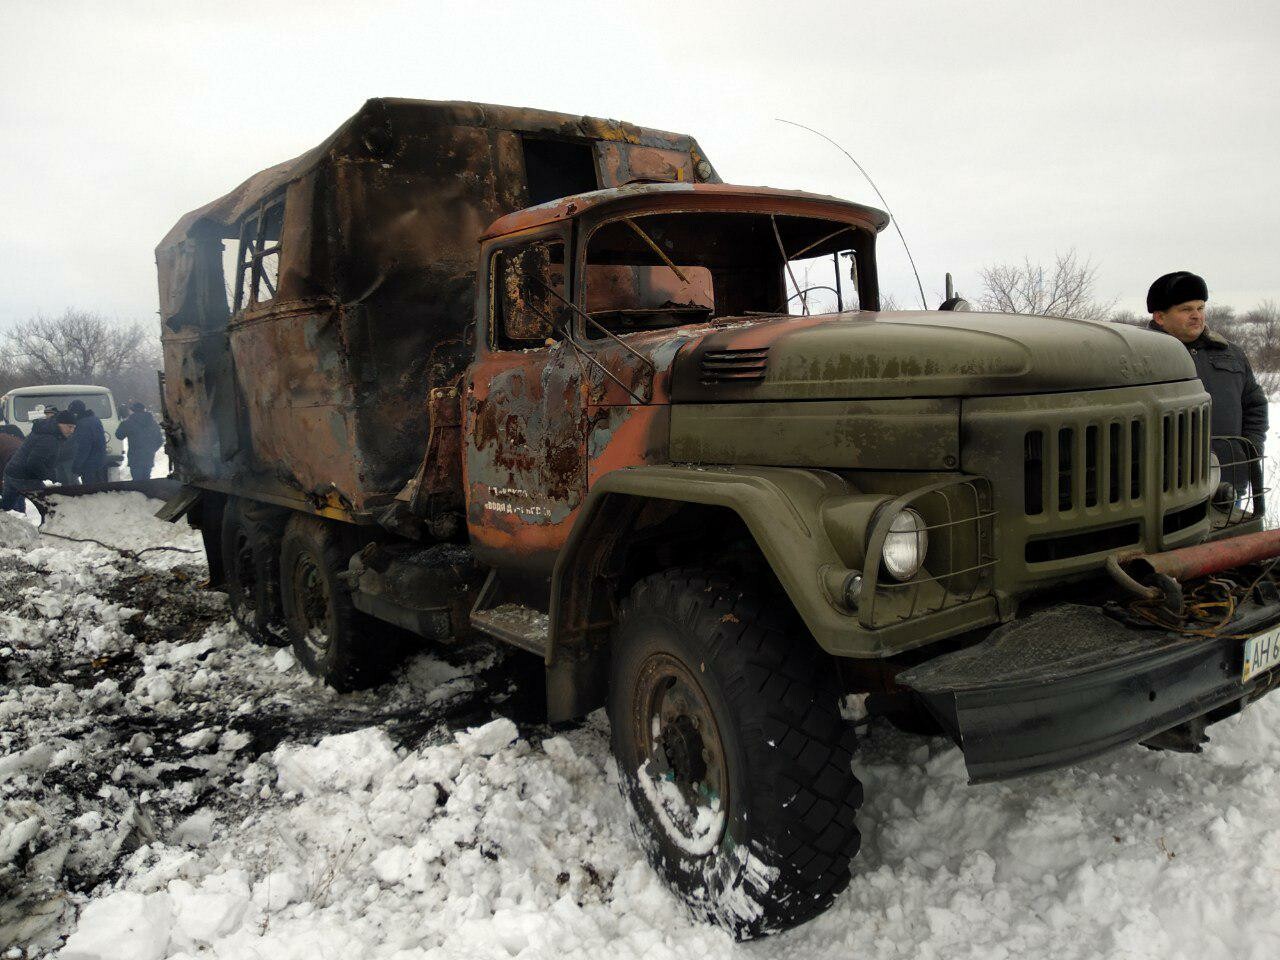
464,182 -> 1220,663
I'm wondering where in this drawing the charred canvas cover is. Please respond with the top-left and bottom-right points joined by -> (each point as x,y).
156,98 -> 718,519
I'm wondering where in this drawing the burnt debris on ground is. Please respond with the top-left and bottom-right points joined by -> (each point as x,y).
0,515 -> 534,951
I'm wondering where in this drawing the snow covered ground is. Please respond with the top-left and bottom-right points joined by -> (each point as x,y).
4,469 -> 1280,957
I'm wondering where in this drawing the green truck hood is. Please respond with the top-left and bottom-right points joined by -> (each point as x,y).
669,310 -> 1196,401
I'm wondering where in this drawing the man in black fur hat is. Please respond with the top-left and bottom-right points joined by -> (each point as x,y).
1148,271 -> 1267,493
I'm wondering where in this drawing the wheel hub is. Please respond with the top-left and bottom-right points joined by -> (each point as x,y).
658,714 -> 709,787
292,554 -> 332,657
633,653 -> 729,846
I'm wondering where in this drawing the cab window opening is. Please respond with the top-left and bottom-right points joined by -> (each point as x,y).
581,211 -> 870,338
491,239 -> 570,349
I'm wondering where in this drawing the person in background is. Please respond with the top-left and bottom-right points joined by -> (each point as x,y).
0,429 -> 23,477
1147,270 -> 1268,496
67,399 -> 108,485
41,405 -> 76,485
115,401 -> 164,480
0,423 -> 24,439
1,411 -> 77,512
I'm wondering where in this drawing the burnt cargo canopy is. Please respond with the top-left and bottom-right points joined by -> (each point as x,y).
156,98 -> 719,518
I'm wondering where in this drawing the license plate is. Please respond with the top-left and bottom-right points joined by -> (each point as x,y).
1242,626 -> 1280,682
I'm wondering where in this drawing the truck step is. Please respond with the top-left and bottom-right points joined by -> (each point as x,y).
469,604 -> 550,656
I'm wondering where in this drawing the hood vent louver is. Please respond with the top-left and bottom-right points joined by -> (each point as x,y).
699,347 -> 770,385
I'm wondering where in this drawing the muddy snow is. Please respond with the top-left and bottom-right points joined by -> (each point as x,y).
3,492 -> 1280,959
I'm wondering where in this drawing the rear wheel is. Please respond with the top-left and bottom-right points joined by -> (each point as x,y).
278,514 -> 392,691
220,498 -> 287,646
608,568 -> 863,939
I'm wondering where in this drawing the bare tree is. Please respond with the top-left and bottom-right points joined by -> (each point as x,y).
1109,309 -> 1145,327
1233,300 -> 1280,396
1,310 -> 162,408
977,250 -> 1116,322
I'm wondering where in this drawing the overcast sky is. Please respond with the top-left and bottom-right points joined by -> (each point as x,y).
2,0 -> 1277,329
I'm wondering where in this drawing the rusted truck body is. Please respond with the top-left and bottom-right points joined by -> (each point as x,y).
157,98 -> 717,520
157,99 -> 1280,937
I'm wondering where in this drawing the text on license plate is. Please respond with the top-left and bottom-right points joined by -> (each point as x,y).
1242,626 -> 1280,682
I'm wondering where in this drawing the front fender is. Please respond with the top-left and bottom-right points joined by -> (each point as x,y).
548,464 -> 999,665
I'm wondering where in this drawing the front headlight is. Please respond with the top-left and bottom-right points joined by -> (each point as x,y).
882,508 -> 928,581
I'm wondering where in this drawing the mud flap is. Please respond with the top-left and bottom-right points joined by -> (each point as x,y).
153,483 -> 201,521
897,602 -> 1280,783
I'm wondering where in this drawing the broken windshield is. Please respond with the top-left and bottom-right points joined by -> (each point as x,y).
582,210 -> 872,337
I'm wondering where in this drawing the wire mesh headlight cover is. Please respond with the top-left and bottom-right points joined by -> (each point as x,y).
1209,436 -> 1267,531
858,477 -> 996,629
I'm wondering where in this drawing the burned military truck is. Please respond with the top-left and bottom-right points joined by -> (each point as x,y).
157,98 -> 1280,937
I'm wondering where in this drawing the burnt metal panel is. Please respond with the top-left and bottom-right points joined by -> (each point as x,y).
157,99 -> 718,520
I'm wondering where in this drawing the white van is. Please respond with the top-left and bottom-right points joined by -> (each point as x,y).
0,384 -> 124,468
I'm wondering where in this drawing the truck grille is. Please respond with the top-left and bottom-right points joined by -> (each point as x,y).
1161,408 -> 1209,493
1023,403 -> 1208,516
699,348 -> 769,384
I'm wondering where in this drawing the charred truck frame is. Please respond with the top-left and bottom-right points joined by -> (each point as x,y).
156,99 -> 1280,936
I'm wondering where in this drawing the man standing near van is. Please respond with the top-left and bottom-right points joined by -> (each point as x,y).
1148,271 -> 1267,491
1,411 -> 77,512
67,399 -> 108,484
115,401 -> 164,480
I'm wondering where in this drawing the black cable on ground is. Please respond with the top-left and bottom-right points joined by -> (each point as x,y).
36,529 -> 202,560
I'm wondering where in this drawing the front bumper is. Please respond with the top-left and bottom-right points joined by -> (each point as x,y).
898,599 -> 1280,783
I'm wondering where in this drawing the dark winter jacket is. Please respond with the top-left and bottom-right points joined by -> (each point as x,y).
0,433 -> 22,476
1148,323 -> 1268,450
115,410 -> 164,458
71,411 -> 107,478
3,418 -> 65,482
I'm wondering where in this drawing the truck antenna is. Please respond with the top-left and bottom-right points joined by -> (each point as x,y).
777,118 -> 929,311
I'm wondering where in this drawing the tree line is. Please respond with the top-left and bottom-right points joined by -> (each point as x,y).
5,264 -> 1278,411
970,251 -> 1280,396
0,310 -> 162,412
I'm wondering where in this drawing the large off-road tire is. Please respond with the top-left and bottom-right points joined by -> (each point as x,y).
278,514 -> 391,691
608,568 -> 862,939
220,498 -> 288,647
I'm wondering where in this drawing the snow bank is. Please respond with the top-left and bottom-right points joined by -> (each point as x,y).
0,491 -> 499,954
42,694 -> 1277,960
0,510 -> 39,549
38,491 -> 203,564
58,892 -> 172,960
7,488 -> 1280,959
274,728 -> 401,796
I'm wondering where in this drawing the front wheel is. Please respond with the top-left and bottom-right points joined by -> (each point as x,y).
607,569 -> 862,938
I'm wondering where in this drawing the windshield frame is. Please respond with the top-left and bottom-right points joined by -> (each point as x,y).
572,201 -> 880,342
